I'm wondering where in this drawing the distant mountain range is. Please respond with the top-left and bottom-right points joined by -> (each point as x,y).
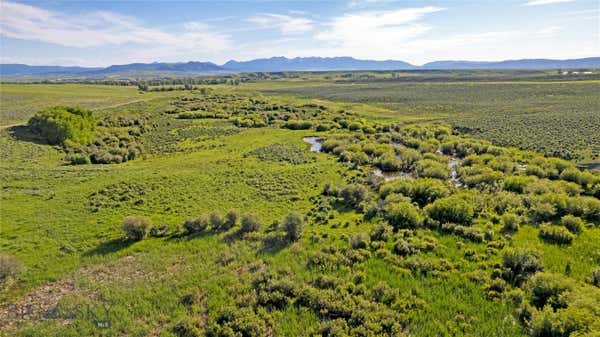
222,56 -> 416,72
2,57 -> 599,76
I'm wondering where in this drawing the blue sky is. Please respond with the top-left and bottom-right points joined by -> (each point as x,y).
0,0 -> 598,66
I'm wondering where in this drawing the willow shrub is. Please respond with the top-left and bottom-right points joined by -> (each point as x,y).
28,106 -> 95,145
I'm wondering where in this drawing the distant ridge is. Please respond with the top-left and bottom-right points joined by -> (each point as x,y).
0,64 -> 102,76
94,61 -> 222,74
422,57 -> 600,69
222,56 -> 416,72
1,57 -> 599,76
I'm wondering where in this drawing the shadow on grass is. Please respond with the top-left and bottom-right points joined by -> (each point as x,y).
259,235 -> 289,254
222,228 -> 246,243
83,238 -> 135,257
166,230 -> 213,241
7,125 -> 49,145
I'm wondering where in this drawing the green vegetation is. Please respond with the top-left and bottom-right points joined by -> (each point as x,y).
28,106 -> 96,145
0,75 -> 598,337
255,77 -> 600,161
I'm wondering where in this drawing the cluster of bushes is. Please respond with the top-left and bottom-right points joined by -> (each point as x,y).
283,119 -> 313,130
121,211 -> 306,244
538,225 -> 575,245
527,193 -> 600,224
184,210 -> 243,234
379,178 -> 450,207
323,183 -> 368,209
425,193 -> 476,226
231,115 -> 268,128
28,107 -> 148,165
28,106 -> 95,145
204,262 -> 415,337
177,111 -> 230,119
69,133 -> 143,165
487,249 -> 600,337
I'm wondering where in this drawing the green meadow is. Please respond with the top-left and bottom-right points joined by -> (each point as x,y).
0,76 -> 599,337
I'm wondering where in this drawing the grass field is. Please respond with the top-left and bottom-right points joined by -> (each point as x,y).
0,84 -> 181,126
0,80 -> 599,337
253,79 -> 600,161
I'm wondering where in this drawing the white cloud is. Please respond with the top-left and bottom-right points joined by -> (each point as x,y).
247,14 -> 313,35
315,7 -> 444,54
0,1 -> 232,52
523,0 -> 575,6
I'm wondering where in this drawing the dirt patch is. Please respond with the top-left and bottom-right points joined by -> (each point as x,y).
0,280 -> 78,333
0,254 -> 159,334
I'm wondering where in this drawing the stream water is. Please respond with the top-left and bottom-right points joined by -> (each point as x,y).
303,137 -> 323,152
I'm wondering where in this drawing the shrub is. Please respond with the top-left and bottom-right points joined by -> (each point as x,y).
501,213 -> 521,232
411,178 -> 450,206
68,153 -> 91,165
0,254 -> 23,282
527,304 -> 597,337
529,201 -> 557,224
149,224 -> 169,237
370,281 -> 398,305
539,225 -> 574,245
240,213 -> 261,233
207,307 -> 268,337
393,240 -> 418,256
384,202 -> 422,230
501,249 -> 543,286
122,216 -> 151,241
350,233 -> 369,249
223,209 -> 240,230
426,194 -> 475,225
28,106 -> 95,145
339,184 -> 367,208
370,223 -> 393,242
281,212 -> 305,242
528,273 -> 572,310
284,119 -> 312,130
379,179 -> 413,198
561,215 -> 584,234
375,152 -> 403,171
504,176 -> 536,193
172,316 -> 203,337
559,167 -> 582,184
209,210 -> 224,229
184,215 -> 209,234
